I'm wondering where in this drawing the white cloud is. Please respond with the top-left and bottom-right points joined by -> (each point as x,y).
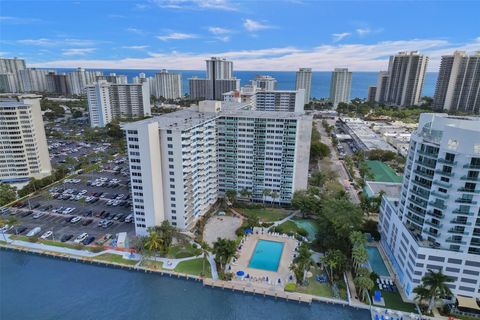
356,28 -> 371,36
134,3 -> 149,10
208,27 -> 232,35
332,32 -> 351,42
122,45 -> 149,50
243,19 -> 274,32
0,16 -> 42,24
153,0 -> 238,11
62,48 -> 96,56
126,27 -> 147,35
31,38 -> 480,72
16,38 -> 99,47
157,32 -> 197,41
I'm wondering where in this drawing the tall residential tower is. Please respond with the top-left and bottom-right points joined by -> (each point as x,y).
295,68 -> 312,104
329,68 -> 352,107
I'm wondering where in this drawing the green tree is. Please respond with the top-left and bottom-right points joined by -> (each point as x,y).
309,172 -> 327,188
354,274 -> 374,303
262,188 -> 271,205
0,183 -> 17,206
290,243 -> 313,285
413,270 -> 453,314
270,191 -> 279,206
212,238 -> 237,272
144,228 -> 163,253
225,189 -> 237,204
154,221 -> 176,254
320,249 -> 348,283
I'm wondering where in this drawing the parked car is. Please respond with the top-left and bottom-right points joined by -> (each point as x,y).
73,233 -> 88,244
60,234 -> 73,242
40,231 -> 53,239
21,210 -> 33,217
65,216 -> 74,223
70,216 -> 82,224
33,212 -> 45,219
26,227 -> 41,237
103,220 -> 114,228
82,219 -> 93,226
124,214 -> 133,223
82,236 -> 95,245
14,226 -> 27,234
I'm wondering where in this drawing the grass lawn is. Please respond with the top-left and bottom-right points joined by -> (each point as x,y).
174,258 -> 211,278
94,253 -> 138,266
287,267 -> 335,298
167,243 -> 201,259
380,291 -> 417,313
235,207 -> 291,222
10,235 -> 103,253
274,221 -> 307,236
141,260 -> 164,270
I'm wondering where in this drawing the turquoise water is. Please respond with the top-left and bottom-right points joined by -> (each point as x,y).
293,220 -> 318,241
0,250 -> 371,320
366,246 -> 390,277
248,240 -> 284,271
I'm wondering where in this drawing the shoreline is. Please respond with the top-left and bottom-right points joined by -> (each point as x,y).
0,239 -> 366,311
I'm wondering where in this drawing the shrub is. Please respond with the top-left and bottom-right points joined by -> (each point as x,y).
89,246 -> 104,253
27,236 -> 38,243
297,228 -> 308,237
285,283 -> 296,292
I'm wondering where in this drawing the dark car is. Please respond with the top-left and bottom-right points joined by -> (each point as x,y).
60,234 -> 73,242
107,213 -> 115,220
65,216 -> 74,223
15,226 -> 27,234
33,203 -> 41,209
96,210 -> 105,218
118,214 -> 126,222
102,211 -> 110,219
82,219 -> 93,226
21,210 -> 33,217
84,210 -> 93,217
82,236 -> 95,245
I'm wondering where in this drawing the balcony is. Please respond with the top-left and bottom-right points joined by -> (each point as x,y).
427,210 -> 444,219
435,169 -> 454,177
414,169 -> 434,179
458,188 -> 480,194
446,237 -> 466,245
464,163 -> 480,169
409,197 -> 427,207
450,219 -> 472,226
433,180 -> 452,188
455,198 -> 477,205
417,149 -> 438,158
431,190 -> 449,200
461,175 -> 480,181
410,189 -> 430,200
448,228 -> 468,235
437,158 -> 457,165
423,228 -> 441,237
424,219 -> 443,229
452,209 -> 474,216
417,159 -> 436,169
429,201 -> 447,210
412,179 -> 432,190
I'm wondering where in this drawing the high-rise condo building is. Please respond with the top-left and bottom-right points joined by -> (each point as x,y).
375,71 -> 389,104
96,73 -> 128,84
188,57 -> 240,100
254,90 -> 305,112
123,101 -> 312,235
379,113 -> 480,300
18,68 -> 50,92
367,86 -> 377,104
67,68 -> 100,95
0,94 -> 52,184
295,68 -> 312,104
154,69 -> 182,100
380,51 -> 428,107
0,73 -> 18,93
86,80 -> 151,127
253,75 -> 277,91
0,58 -> 26,91
329,68 -> 352,107
433,51 -> 480,114
46,73 -> 70,95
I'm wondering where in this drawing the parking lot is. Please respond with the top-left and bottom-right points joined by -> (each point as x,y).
48,138 -> 111,167
3,158 -> 135,246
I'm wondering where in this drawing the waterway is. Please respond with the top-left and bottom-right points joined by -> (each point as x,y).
0,250 -> 370,320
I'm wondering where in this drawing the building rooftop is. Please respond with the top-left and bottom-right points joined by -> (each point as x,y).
364,160 -> 403,183
364,181 -> 402,199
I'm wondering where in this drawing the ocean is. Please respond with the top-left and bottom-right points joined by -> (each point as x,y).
0,250 -> 370,320
55,68 -> 438,99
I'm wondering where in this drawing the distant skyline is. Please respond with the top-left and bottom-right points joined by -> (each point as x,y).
1,0 -> 479,71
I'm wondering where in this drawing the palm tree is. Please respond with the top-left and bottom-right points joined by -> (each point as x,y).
349,231 -> 366,247
293,243 -> 313,284
144,228 -> 163,253
414,270 -> 453,314
225,189 -> 237,205
212,238 -> 237,272
155,221 -> 175,254
321,249 -> 347,283
351,245 -> 368,273
200,242 -> 210,277
270,191 -> 279,206
354,275 -> 374,303
262,188 -> 271,205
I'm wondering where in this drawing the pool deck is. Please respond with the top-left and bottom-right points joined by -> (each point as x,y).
228,231 -> 297,291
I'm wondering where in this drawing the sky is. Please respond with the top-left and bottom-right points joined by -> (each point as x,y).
1,0 -> 479,71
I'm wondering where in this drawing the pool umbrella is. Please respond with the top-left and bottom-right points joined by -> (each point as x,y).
375,315 -> 379,320
245,229 -> 253,234
236,271 -> 245,277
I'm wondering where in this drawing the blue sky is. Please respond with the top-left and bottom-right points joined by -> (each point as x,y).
1,0 -> 479,71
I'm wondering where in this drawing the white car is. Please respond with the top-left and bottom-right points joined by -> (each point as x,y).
40,231 -> 53,239
73,233 -> 88,243
63,208 -> 76,214
79,190 -> 88,195
27,227 -> 41,237
70,216 -> 82,224
124,214 -> 133,223
33,212 -> 45,219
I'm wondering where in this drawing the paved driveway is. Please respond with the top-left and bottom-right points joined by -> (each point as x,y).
203,216 -> 242,246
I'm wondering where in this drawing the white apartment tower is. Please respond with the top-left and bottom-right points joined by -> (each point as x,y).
381,51 -> 428,107
379,113 -> 480,300
254,90 -> 305,112
124,101 -> 312,235
329,68 -> 352,107
67,68 -> 100,95
18,68 -> 50,92
87,80 -> 151,127
433,51 -> 480,114
375,71 -> 389,104
0,58 -> 26,92
254,75 -> 277,91
0,95 -> 52,183
154,69 -> 182,100
189,57 -> 240,100
0,73 -> 18,93
295,68 -> 312,104
96,73 -> 128,84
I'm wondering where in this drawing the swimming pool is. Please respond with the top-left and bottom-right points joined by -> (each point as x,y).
366,246 -> 390,277
248,240 -> 284,271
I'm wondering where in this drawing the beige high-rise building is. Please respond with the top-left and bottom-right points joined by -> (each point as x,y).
0,94 -> 52,184
382,51 -> 428,107
0,57 -> 26,92
433,51 -> 480,114
154,69 -> 182,100
329,68 -> 352,107
295,68 -> 312,104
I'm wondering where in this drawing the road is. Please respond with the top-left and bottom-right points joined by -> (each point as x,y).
315,119 -> 360,204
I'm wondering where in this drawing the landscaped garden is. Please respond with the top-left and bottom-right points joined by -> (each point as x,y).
285,267 -> 334,298
140,260 -> 164,270
174,258 -> 211,277
94,253 -> 138,266
273,220 -> 308,237
379,291 -> 417,313
167,243 -> 201,259
234,207 -> 291,222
